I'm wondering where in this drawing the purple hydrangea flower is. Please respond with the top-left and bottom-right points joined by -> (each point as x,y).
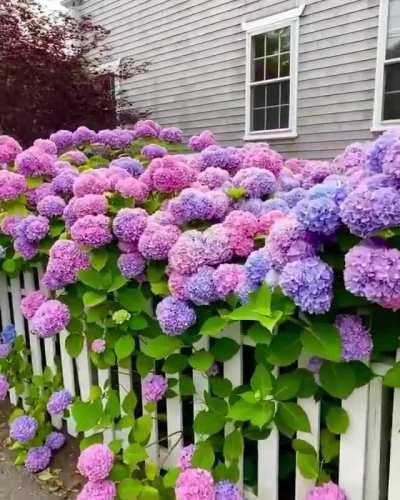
0,135 -> 22,163
367,130 -> 400,173
15,147 -> 55,177
232,167 -> 277,198
26,182 -> 55,207
30,300 -> 70,338
340,186 -> 400,237
175,468 -> 214,500
382,138 -> 400,182
1,215 -> 23,238
141,144 -> 167,160
52,169 -> 78,196
197,167 -> 231,189
77,444 -> 114,481
117,252 -> 146,279
168,272 -> 190,300
138,223 -> 181,260
188,130 -> 217,152
262,198 -> 290,214
33,139 -> 58,156
25,446 -> 52,473
47,389 -> 73,415
37,195 -> 66,218
10,415 -> 38,442
244,249 -> 271,288
156,297 -> 196,335
279,257 -> 333,314
276,187 -> 307,209
335,314 -> 373,362
214,480 -> 243,500
73,126 -> 97,145
168,188 -> 225,225
186,266 -> 218,305
295,196 -> 341,235
63,194 -> 108,228
42,240 -> 89,290
91,339 -> 106,353
2,324 -> 16,345
0,171 -> 27,201
142,374 -> 168,402
113,208 -> 148,243
233,198 -> 265,217
77,480 -> 116,500
308,357 -> 323,374
213,264 -> 245,298
14,237 -> 38,260
0,343 -> 11,358
73,171 -> 108,197
60,150 -> 88,166
0,375 -> 9,400
199,145 -> 241,173
45,431 -> 66,450
70,214 -> 113,248
160,127 -> 184,143
49,130 -> 74,152
179,444 -> 195,470
16,215 -> 49,242
134,120 -> 161,138
344,239 -> 400,310
168,230 -> 206,275
306,481 -> 347,500
97,129 -> 134,149
110,157 -> 144,177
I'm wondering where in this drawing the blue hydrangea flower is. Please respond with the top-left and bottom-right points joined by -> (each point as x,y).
2,324 -> 16,344
295,196 -> 341,235
244,249 -> 271,288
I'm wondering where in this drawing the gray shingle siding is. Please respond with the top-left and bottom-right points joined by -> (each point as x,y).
76,0 -> 381,159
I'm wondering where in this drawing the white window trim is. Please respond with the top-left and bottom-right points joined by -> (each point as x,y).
242,4 -> 305,141
372,0 -> 400,131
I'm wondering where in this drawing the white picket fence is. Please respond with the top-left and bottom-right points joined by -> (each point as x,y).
0,268 -> 399,500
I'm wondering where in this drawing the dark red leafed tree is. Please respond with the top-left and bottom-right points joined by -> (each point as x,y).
0,0 -> 149,146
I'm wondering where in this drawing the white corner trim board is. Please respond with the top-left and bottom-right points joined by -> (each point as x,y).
241,4 -> 305,33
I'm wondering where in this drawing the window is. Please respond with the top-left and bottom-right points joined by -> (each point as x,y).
373,0 -> 400,129
243,5 -> 305,140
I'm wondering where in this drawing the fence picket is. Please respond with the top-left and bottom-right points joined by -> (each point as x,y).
193,336 -> 209,442
59,329 -> 77,436
339,384 -> 369,500
388,349 -> 400,500
141,373 -> 159,463
8,275 -> 25,406
117,361 -> 133,443
165,363 -> 183,468
295,354 -> 320,500
97,368 -> 114,444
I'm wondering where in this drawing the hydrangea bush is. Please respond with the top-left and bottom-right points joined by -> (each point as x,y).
0,121 -> 399,499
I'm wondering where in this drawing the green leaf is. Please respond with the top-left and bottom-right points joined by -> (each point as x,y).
145,462 -> 158,481
224,429 -> 244,462
78,269 -> 105,290
297,452 -> 319,480
211,337 -> 240,362
117,415 -> 135,430
292,439 -> 317,455
129,315 -> 148,331
228,400 -> 254,421
200,317 -> 228,336
320,429 -> 340,463
14,450 -> 27,465
65,334 -> 84,358
189,350 -> 214,371
147,261 -> 166,282
191,440 -> 215,469
132,415 -> 153,444
383,362 -> 400,387
250,401 -> 275,428
349,361 -> 373,387
163,467 -> 180,488
150,280 -> 169,296
179,374 -> 195,396
79,433 -> 104,450
163,353 -> 188,374
274,370 -> 302,401
140,485 -> 159,500
276,402 -> 310,433
71,400 -> 103,432
118,478 -> 143,499
320,361 -> 356,399
110,463 -> 129,481
122,391 -> 137,414
142,335 -> 182,360
90,249 -> 108,271
136,353 -> 154,376
250,365 -> 274,398
266,330 -> 302,366
109,274 -> 128,292
109,439 -> 123,454
117,287 -> 148,313
246,324 -> 272,345
326,406 -> 349,435
194,411 -> 226,435
123,443 -> 147,466
83,291 -> 107,308
115,335 -> 135,361
301,321 -> 341,362
210,378 -> 233,398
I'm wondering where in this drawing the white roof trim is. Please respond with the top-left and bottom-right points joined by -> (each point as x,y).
242,4 -> 305,32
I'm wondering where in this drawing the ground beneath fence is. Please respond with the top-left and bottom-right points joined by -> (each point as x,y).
0,401 -> 82,499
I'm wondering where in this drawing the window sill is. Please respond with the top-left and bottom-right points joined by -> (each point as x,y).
244,131 -> 298,141
371,122 -> 400,132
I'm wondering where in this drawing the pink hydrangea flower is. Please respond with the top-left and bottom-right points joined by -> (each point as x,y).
77,480 -> 116,500
77,444 -> 114,481
307,482 -> 347,500
175,468 -> 214,500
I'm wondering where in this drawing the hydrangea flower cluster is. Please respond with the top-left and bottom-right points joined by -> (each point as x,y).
142,374 -> 168,402
175,468 -> 214,500
47,389 -> 73,415
306,481 -> 347,500
77,444 -> 116,499
10,415 -> 38,442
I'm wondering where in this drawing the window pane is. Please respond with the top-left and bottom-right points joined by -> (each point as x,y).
254,35 -> 265,59
253,59 -> 265,82
253,108 -> 266,131
265,55 -> 279,79
266,30 -> 279,55
281,80 -> 290,104
280,53 -> 290,77
280,28 -> 290,52
267,82 -> 280,106
387,0 -> 400,59
384,92 -> 400,120
266,107 -> 279,130
385,62 -> 400,92
252,85 -> 266,108
280,106 -> 289,128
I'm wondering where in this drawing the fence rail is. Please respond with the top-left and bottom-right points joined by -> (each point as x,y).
0,268 -> 399,499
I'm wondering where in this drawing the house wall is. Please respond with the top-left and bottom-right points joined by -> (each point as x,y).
75,0 -> 381,159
